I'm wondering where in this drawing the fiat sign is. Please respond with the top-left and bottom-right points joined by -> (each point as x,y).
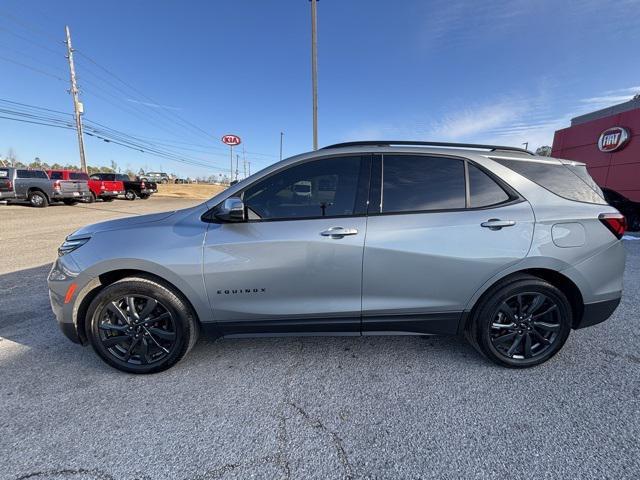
598,127 -> 629,152
221,134 -> 241,146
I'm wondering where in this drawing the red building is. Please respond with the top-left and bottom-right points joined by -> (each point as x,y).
552,96 -> 640,229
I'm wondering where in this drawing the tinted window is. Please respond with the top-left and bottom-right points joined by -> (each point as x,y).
242,156 -> 362,220
382,155 -> 465,213
493,158 -> 606,205
17,169 -> 32,178
70,172 -> 89,180
115,174 -> 129,181
49,171 -> 63,180
468,163 -> 510,207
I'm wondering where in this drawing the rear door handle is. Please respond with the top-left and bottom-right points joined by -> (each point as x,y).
481,219 -> 516,230
320,226 -> 359,238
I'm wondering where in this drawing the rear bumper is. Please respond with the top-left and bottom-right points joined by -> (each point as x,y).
100,190 -> 125,197
575,297 -> 621,329
0,191 -> 16,199
140,188 -> 156,194
52,191 -> 91,200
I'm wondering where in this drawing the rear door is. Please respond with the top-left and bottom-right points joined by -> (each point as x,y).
362,154 -> 535,334
203,155 -> 371,335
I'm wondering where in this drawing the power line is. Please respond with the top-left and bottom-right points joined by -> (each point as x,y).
0,54 -> 65,81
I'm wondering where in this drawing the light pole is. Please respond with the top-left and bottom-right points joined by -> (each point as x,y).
310,0 -> 318,150
280,131 -> 284,160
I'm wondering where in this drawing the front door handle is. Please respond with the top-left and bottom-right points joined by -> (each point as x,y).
320,226 -> 359,238
481,219 -> 516,230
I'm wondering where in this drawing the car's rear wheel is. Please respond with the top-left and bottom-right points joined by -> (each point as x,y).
28,190 -> 48,208
86,192 -> 96,203
466,275 -> 572,368
125,190 -> 136,201
86,277 -> 199,373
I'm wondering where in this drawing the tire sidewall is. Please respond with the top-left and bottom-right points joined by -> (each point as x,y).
86,279 -> 195,374
125,190 -> 136,200
475,280 -> 572,368
29,191 -> 47,207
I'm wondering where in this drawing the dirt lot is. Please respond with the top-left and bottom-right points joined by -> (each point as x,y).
155,183 -> 227,199
1,198 -> 639,479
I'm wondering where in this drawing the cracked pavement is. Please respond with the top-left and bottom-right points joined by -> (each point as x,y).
1,199 -> 639,479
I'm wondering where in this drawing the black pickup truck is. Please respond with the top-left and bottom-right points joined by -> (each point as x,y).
89,173 -> 157,200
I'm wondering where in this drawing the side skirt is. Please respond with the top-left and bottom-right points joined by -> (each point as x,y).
200,312 -> 464,338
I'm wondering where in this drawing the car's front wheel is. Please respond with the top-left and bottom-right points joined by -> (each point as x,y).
86,277 -> 199,373
125,190 -> 136,201
466,275 -> 572,368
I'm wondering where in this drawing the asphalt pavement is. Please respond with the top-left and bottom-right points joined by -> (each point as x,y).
0,198 -> 639,479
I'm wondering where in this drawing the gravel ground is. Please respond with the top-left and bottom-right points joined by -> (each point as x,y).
0,200 -> 638,480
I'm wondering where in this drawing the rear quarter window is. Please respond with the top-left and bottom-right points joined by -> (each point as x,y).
492,158 -> 606,205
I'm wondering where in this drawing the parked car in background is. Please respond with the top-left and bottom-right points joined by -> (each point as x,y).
47,170 -> 125,203
90,173 -> 157,200
138,172 -> 171,184
174,178 -> 188,184
49,141 -> 626,373
0,167 -> 90,207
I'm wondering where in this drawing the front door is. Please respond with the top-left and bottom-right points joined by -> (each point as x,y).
362,154 -> 535,334
203,155 -> 371,335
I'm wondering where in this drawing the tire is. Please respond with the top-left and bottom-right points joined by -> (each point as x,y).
125,190 -> 136,201
465,274 -> 572,368
139,194 -> 150,200
63,199 -> 78,206
102,196 -> 115,202
162,179 -> 168,184
87,192 -> 96,203
86,276 -> 199,374
28,190 -> 48,208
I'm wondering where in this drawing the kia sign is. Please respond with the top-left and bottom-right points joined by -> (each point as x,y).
221,134 -> 241,146
598,127 -> 629,152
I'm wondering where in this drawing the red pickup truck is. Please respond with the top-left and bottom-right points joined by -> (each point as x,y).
47,170 -> 125,203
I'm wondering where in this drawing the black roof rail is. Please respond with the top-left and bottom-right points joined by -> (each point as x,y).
320,140 -> 534,155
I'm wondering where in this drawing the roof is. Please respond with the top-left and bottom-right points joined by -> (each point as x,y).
570,95 -> 640,126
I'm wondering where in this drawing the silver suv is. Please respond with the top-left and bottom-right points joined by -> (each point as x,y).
48,141 -> 626,373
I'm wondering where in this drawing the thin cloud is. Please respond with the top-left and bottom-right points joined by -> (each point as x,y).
126,98 -> 182,111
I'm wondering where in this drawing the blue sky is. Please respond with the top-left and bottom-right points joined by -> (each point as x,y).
0,0 -> 639,178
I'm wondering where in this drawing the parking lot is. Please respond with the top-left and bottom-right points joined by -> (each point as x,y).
1,197 -> 639,480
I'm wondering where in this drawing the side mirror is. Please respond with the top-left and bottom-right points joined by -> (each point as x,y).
214,197 -> 246,222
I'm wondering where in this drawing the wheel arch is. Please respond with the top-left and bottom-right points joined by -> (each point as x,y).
74,268 -> 207,344
463,267 -> 585,332
27,187 -> 50,201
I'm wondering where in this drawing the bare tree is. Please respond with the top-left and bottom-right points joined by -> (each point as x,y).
6,148 -> 17,167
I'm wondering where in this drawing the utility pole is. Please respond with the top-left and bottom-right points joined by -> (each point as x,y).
280,131 -> 284,160
242,146 -> 247,179
248,161 -> 251,176
65,26 -> 87,173
235,154 -> 240,181
310,0 -> 318,150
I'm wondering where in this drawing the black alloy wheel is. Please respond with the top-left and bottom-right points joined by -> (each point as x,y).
97,295 -> 177,366
489,293 -> 561,360
466,274 -> 572,368
87,277 -> 199,373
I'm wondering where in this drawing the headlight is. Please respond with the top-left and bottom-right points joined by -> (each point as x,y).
58,237 -> 90,256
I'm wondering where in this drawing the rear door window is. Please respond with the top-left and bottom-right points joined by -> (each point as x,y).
492,158 -> 606,204
17,169 -> 33,178
467,163 -> 510,207
381,155 -> 466,213
70,172 -> 89,180
49,171 -> 63,180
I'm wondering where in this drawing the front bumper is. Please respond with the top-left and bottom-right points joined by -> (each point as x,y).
48,256 -> 89,344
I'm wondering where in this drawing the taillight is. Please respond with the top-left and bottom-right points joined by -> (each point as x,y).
53,180 -> 61,191
100,182 -> 106,190
141,181 -> 146,188
599,213 -> 626,239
